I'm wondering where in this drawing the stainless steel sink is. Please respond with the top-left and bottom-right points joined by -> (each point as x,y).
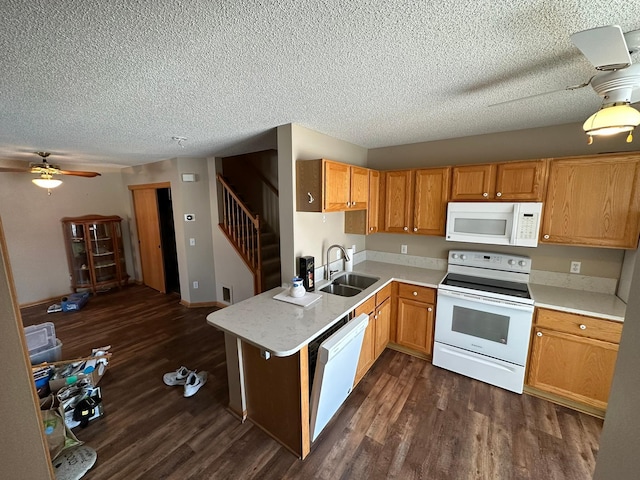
319,283 -> 362,297
319,273 -> 380,297
332,273 -> 379,290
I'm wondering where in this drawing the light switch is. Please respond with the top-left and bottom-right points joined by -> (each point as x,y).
189,238 -> 196,246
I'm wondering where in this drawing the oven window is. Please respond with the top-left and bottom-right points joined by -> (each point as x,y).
451,306 -> 509,344
454,218 -> 507,236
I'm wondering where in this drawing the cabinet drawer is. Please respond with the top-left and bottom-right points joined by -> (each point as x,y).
355,296 -> 376,316
535,308 -> 622,343
375,283 -> 392,305
397,283 -> 436,303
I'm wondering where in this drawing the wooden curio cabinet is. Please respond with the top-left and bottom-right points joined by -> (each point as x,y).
62,215 -> 129,294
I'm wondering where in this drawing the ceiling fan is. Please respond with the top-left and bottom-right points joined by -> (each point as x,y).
494,25 -> 640,143
0,152 -> 101,192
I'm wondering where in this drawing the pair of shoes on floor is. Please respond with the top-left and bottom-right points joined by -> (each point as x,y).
163,366 -> 208,397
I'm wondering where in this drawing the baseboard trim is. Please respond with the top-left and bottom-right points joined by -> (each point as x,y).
523,386 -> 606,419
179,299 -> 227,309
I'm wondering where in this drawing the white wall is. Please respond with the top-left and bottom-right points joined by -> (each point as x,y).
0,166 -> 132,305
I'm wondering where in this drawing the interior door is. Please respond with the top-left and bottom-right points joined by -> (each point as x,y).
132,187 -> 166,293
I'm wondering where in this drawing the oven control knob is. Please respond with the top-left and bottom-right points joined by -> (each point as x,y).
452,253 -> 459,259
460,254 -> 467,260
518,260 -> 527,267
508,259 -> 516,266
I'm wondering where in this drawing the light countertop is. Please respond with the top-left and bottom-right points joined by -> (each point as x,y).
206,260 -> 626,357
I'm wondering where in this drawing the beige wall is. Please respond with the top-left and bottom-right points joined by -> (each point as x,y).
278,124 -> 368,282
368,121 -> 640,169
366,233 -> 623,279
122,157 -> 217,304
0,217 -> 54,479
593,249 -> 640,479
0,164 -> 133,305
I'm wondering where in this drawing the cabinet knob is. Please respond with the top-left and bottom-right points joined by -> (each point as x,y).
543,234 -> 550,239
374,315 -> 378,320
352,201 -> 356,206
369,227 -> 374,231
496,192 -> 502,197
579,324 -> 587,330
346,202 -> 351,207
482,192 -> 488,197
403,226 -> 408,231
537,332 -> 543,337
413,227 -> 418,232
413,291 -> 418,296
427,307 -> 432,312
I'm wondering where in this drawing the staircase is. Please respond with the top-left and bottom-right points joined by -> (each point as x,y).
217,173 -> 282,294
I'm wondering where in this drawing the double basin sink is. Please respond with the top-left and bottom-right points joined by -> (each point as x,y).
319,273 -> 380,297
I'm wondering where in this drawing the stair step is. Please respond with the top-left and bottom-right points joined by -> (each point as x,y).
263,271 -> 282,291
262,257 -> 281,274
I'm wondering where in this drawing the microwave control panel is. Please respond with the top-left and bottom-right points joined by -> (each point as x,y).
517,212 -> 539,240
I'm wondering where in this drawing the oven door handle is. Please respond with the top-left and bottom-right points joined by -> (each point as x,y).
437,289 -> 534,311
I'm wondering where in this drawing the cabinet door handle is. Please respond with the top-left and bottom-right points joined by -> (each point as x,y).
378,311 -> 382,315
403,226 -> 408,231
537,332 -> 543,337
374,315 -> 378,320
427,307 -> 432,312
543,234 -> 550,239
413,291 -> 418,296
346,201 -> 351,207
482,192 -> 488,197
496,192 -> 502,197
579,324 -> 586,330
369,227 -> 374,231
352,201 -> 356,206
307,192 -> 314,204
413,227 -> 418,232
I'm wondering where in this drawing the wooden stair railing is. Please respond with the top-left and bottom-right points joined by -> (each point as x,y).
217,173 -> 262,294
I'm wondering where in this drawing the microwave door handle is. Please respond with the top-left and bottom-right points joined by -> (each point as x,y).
509,204 -> 520,245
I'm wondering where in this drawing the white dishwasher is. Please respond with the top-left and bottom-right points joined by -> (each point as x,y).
309,313 -> 369,441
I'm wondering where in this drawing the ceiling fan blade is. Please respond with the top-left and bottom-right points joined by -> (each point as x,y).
488,81 -> 590,107
0,166 -> 32,173
571,25 -> 632,70
58,170 -> 101,178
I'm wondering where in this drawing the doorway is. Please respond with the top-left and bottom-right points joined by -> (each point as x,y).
130,183 -> 179,294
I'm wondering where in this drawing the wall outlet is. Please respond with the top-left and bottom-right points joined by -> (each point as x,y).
401,244 -> 408,254
570,261 -> 581,274
193,281 -> 199,289
189,238 -> 196,246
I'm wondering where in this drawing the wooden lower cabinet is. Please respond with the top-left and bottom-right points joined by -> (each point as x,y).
394,283 -> 436,357
354,284 -> 392,385
526,308 -> 622,413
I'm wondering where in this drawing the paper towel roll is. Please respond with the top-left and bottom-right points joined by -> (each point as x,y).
345,248 -> 353,272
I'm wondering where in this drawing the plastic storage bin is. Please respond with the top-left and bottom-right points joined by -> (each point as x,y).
24,322 -> 56,356
30,338 -> 63,365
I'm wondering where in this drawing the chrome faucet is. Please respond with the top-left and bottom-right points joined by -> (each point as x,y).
326,244 -> 350,280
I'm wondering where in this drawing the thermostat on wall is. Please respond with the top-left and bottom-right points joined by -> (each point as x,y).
184,214 -> 195,222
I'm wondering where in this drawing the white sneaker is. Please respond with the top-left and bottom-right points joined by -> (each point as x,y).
183,371 -> 208,397
163,366 -> 192,386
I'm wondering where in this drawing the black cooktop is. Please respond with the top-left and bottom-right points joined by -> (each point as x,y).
441,273 -> 531,299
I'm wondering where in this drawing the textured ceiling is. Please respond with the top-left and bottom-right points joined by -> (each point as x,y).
1,0 -> 640,168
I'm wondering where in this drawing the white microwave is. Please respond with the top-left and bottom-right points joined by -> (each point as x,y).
445,202 -> 543,247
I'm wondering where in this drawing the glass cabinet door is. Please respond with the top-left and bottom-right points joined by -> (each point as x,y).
88,222 -> 117,284
66,222 -> 92,287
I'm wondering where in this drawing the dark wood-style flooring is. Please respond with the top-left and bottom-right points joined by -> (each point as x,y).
21,285 -> 602,479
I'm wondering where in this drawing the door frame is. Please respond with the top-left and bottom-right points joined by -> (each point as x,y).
129,182 -> 171,293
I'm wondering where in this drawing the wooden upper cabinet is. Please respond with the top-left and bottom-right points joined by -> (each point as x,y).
296,159 -> 369,212
451,164 -> 495,200
414,167 -> 451,235
383,170 -> 414,233
540,154 -> 640,248
344,169 -> 381,235
451,159 -> 547,201
324,160 -> 351,211
383,167 -> 450,235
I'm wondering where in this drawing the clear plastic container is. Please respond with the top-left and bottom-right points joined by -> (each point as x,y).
24,322 -> 56,355
30,338 -> 62,365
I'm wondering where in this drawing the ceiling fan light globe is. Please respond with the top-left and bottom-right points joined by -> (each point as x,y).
583,104 -> 640,137
32,178 -> 62,188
